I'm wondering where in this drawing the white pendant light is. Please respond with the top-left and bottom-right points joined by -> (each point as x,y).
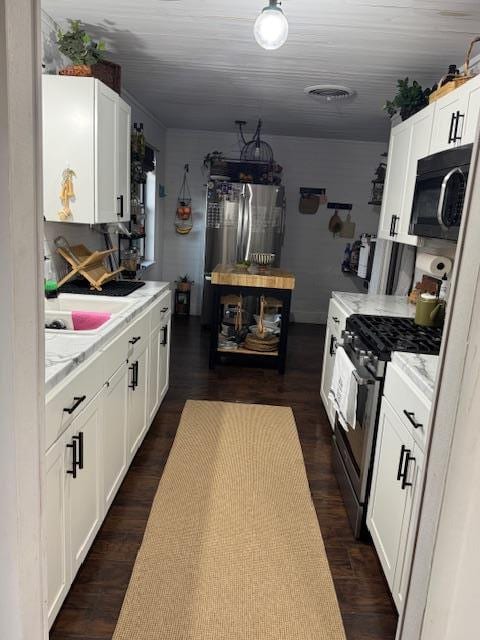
254,0 -> 289,50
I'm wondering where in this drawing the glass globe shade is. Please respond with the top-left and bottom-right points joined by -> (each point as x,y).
254,5 -> 289,50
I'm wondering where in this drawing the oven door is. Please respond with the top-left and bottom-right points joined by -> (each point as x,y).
333,360 -> 382,504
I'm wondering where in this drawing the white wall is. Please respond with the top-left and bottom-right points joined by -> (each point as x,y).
41,11 -> 167,283
163,128 -> 386,320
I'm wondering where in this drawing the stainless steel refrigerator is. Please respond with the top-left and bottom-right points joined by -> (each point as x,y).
201,181 -> 285,325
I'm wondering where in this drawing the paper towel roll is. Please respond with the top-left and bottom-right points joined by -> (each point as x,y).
416,253 -> 453,278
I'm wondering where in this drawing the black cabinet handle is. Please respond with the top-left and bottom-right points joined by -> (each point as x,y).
448,112 -> 456,144
129,362 -> 137,390
403,410 -> 423,429
390,215 -> 399,237
66,439 -> 78,479
329,335 -> 337,356
453,111 -> 464,142
397,445 -> 407,481
63,395 -> 86,415
401,451 -> 415,490
129,336 -> 141,345
117,195 -> 124,218
161,306 -> 169,313
72,432 -> 84,470
161,324 -> 169,346
332,316 -> 339,324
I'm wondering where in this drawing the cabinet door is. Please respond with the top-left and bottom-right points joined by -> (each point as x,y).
148,324 -> 161,423
367,397 -> 414,596
430,89 -> 470,155
46,435 -> 70,628
95,81 -> 118,223
103,363 -> 128,510
68,391 -> 103,576
462,76 -> 480,146
158,317 -> 171,404
397,105 -> 435,245
116,98 -> 131,221
127,346 -> 148,459
378,121 -> 411,240
392,442 -> 424,613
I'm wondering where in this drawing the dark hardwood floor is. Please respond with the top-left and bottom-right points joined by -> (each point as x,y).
50,317 -> 398,640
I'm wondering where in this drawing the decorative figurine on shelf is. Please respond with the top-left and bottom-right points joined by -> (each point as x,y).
58,168 -> 76,220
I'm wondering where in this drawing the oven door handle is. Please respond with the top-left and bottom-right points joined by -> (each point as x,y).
436,167 -> 464,231
352,369 -> 375,386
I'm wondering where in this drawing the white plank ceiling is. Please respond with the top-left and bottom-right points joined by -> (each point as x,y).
42,0 -> 480,141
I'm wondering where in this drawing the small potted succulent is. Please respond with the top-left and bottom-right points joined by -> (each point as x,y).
56,19 -> 106,76
176,275 -> 194,292
384,78 -> 431,122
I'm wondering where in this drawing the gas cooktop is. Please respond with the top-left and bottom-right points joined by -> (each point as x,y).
346,314 -> 443,360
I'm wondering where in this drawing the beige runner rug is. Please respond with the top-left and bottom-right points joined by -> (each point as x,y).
113,400 -> 346,640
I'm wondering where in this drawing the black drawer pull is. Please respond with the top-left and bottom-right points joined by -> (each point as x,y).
397,445 -> 407,481
63,395 -> 86,415
448,112 -> 455,144
129,336 -> 141,345
66,439 -> 78,479
161,324 -> 169,346
403,410 -> 423,429
72,432 -> 84,470
332,316 -> 340,324
329,335 -> 337,356
161,306 -> 169,313
129,362 -> 137,390
401,451 -> 415,490
117,195 -> 124,218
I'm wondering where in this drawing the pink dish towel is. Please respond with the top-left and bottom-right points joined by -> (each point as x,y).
72,310 -> 112,331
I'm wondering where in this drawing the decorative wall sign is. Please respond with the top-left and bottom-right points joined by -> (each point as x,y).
298,187 -> 327,214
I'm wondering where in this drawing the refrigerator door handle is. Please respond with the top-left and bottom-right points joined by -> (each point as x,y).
244,184 -> 253,261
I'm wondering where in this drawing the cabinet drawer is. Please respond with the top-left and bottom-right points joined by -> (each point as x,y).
102,310 -> 150,376
149,290 -> 172,331
46,352 -> 104,451
383,361 -> 431,450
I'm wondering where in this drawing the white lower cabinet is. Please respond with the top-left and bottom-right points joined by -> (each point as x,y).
103,362 -> 128,510
367,362 -> 428,613
46,291 -> 172,628
68,391 -> 103,574
127,342 -> 149,459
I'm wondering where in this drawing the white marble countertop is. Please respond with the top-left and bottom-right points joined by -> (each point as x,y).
332,291 -> 415,318
391,352 -> 439,402
45,281 -> 170,395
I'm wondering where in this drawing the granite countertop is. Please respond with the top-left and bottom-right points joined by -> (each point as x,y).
332,291 -> 415,318
45,281 -> 170,395
391,352 -> 439,402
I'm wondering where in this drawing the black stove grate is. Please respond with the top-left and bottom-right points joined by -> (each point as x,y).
58,279 -> 146,297
347,314 -> 443,360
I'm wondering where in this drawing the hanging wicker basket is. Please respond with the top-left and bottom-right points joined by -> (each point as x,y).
429,36 -> 480,103
175,164 -> 193,234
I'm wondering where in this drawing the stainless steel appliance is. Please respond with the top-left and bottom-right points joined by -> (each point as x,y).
201,181 -> 285,324
410,143 -> 473,241
333,315 -> 442,538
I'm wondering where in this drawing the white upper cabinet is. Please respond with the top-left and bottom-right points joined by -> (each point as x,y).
378,104 -> 434,246
43,76 -> 131,224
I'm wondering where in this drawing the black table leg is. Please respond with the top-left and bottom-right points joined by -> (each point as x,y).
277,290 -> 291,374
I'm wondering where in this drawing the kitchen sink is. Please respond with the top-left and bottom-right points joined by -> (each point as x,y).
45,294 -> 134,334
45,294 -> 134,315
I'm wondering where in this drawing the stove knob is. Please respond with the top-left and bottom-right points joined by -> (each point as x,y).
342,330 -> 353,345
358,350 -> 369,366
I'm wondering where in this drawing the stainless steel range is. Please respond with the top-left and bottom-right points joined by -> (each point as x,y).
332,314 -> 442,538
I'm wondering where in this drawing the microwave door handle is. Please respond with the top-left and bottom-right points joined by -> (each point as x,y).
437,167 -> 464,231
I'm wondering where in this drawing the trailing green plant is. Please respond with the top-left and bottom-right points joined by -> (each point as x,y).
57,20 -> 106,66
178,274 -> 193,283
384,78 -> 431,121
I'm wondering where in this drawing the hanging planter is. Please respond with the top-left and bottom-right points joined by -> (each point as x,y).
175,164 -> 193,235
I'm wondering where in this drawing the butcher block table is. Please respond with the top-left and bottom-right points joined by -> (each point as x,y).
209,264 -> 295,374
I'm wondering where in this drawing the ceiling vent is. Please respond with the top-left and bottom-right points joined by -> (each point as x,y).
304,85 -> 356,102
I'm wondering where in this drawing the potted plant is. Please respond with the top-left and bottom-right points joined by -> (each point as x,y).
176,275 -> 194,292
56,19 -> 106,77
384,78 -> 431,122
203,151 -> 228,177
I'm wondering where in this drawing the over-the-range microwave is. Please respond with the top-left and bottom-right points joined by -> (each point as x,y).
410,143 -> 473,241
